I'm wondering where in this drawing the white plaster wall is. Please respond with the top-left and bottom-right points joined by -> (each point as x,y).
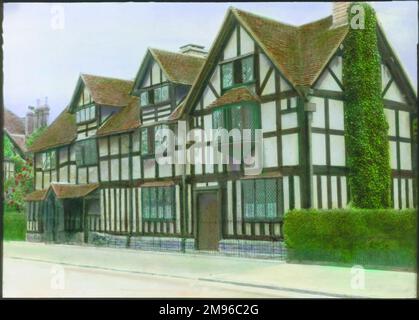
240,26 -> 254,55
328,99 -> 344,130
312,133 -> 327,165
261,101 -> 276,133
384,108 -> 396,136
399,111 -> 411,138
223,28 -> 237,60
311,97 -> 325,128
282,133 -> 299,166
329,135 -> 346,166
263,137 -> 278,168
400,142 -> 412,170
100,160 -> 109,181
281,112 -> 298,130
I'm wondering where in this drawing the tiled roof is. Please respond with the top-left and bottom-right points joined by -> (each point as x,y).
50,183 -> 99,199
233,8 -> 348,87
150,48 -> 206,85
208,87 -> 260,109
81,74 -> 134,107
3,109 -> 27,153
4,109 -> 25,135
24,189 -> 48,201
97,96 -> 141,136
27,109 -> 77,153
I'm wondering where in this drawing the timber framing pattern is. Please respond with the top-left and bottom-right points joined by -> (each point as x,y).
24,5 -> 417,257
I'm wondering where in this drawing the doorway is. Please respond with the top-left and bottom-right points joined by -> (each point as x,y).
197,191 -> 220,251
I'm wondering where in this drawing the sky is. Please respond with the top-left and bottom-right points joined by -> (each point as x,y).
3,2 -> 418,121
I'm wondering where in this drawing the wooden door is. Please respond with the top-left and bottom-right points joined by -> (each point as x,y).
197,192 -> 220,251
44,194 -> 56,242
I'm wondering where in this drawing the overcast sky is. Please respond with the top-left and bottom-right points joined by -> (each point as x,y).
3,2 -> 418,121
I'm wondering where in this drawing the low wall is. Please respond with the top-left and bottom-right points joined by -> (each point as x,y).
219,239 -> 287,260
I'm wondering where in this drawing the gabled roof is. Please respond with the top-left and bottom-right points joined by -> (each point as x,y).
174,7 -> 348,119
150,48 -> 206,85
208,87 -> 260,109
24,189 -> 48,201
50,183 -> 99,199
132,48 -> 206,92
27,109 -> 77,153
233,8 -> 348,87
96,96 -> 141,136
3,109 -> 27,154
24,183 -> 99,201
69,74 -> 134,111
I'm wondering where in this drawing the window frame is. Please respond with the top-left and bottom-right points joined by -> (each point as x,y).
220,53 -> 255,91
241,178 -> 281,222
75,138 -> 98,167
141,186 -> 176,222
139,83 -> 171,107
42,150 -> 57,170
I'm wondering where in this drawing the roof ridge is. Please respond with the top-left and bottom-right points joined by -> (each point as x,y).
149,47 -> 206,60
81,73 -> 133,83
231,7 -> 299,29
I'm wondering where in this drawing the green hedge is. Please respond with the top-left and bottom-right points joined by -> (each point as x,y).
4,210 -> 26,241
284,209 -> 417,269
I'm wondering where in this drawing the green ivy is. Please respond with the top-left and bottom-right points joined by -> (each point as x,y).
4,135 -> 15,158
343,3 -> 391,208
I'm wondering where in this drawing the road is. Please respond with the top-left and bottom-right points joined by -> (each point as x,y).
3,257 -> 291,298
3,241 -> 416,298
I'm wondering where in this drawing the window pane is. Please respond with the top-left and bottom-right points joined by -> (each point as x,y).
230,105 -> 242,130
165,187 -> 173,219
158,188 -> 165,219
265,179 -> 278,218
80,108 -> 86,122
161,85 -> 169,102
141,128 -> 149,155
150,188 -> 157,218
221,63 -> 233,89
242,56 -> 254,83
242,180 -> 255,219
212,109 -> 224,129
154,87 -> 162,103
85,139 -> 98,165
255,180 -> 266,218
140,91 -> 149,106
142,188 -> 150,218
50,151 -> 56,169
75,143 -> 84,166
90,106 -> 95,120
76,111 -> 81,123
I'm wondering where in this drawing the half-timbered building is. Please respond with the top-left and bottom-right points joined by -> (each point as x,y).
25,4 -> 417,257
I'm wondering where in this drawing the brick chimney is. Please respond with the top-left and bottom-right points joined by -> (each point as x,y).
25,106 -> 35,136
332,2 -> 351,28
179,44 -> 207,57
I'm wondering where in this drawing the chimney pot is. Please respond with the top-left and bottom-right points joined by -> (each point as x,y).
332,2 -> 351,28
179,44 -> 207,57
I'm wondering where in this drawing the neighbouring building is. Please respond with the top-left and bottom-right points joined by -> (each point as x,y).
24,5 -> 417,258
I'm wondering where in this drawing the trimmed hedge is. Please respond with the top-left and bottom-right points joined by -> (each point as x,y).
284,209 -> 416,269
4,210 -> 26,241
343,3 -> 392,208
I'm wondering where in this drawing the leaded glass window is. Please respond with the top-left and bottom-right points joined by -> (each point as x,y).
222,62 -> 234,89
140,91 -> 149,106
242,179 -> 279,220
160,85 -> 169,102
141,186 -> 175,221
42,150 -> 56,170
242,56 -> 254,83
75,139 -> 98,166
141,128 -> 149,155
220,55 -> 254,90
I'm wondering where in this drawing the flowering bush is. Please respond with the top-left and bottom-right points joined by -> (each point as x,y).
4,154 -> 33,212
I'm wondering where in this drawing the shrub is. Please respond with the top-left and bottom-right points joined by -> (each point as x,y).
4,209 -> 27,241
284,209 -> 417,269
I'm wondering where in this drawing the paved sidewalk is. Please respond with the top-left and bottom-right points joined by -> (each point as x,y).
3,241 -> 416,298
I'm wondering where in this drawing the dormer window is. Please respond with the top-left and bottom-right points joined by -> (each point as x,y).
221,55 -> 254,90
139,84 -> 170,107
75,87 -> 96,124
